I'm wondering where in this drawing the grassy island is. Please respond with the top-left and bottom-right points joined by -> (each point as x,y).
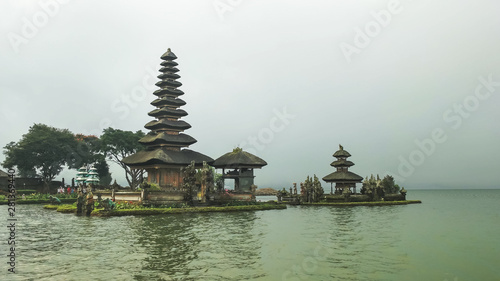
43,204 -> 77,213
42,202 -> 286,216
91,203 -> 286,217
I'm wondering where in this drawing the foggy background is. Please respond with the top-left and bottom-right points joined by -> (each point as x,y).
1,0 -> 499,189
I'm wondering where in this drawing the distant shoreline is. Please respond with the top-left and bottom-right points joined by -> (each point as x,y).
255,188 -> 278,196
300,200 -> 422,206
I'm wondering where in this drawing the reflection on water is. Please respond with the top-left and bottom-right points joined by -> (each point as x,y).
130,212 -> 264,280
1,190 -> 499,281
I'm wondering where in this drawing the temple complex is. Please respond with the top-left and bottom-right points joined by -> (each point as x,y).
213,148 -> 267,193
122,49 -> 213,188
322,145 -> 363,194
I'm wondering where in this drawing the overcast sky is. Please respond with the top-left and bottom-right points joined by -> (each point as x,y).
1,0 -> 499,189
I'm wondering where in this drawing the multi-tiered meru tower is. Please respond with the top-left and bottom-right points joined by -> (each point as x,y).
122,48 -> 213,188
322,145 -> 363,194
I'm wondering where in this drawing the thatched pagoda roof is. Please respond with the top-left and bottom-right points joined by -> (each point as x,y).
122,148 -> 213,168
151,96 -> 186,107
322,171 -> 363,182
330,159 -> 354,167
144,119 -> 191,131
153,87 -> 184,97
139,132 -> 196,146
160,60 -> 178,67
161,48 -> 177,60
333,145 -> 351,158
148,107 -> 188,118
213,148 -> 267,169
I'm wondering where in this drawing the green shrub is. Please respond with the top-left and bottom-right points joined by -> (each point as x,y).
149,183 -> 161,191
92,203 -> 287,217
17,189 -> 37,195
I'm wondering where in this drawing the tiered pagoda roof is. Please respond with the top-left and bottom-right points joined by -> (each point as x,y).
122,48 -> 213,168
213,148 -> 267,169
322,145 -> 363,183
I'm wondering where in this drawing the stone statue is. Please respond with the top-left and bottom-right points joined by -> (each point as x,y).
103,198 -> 116,211
49,195 -> 61,205
85,191 -> 94,216
76,191 -> 84,214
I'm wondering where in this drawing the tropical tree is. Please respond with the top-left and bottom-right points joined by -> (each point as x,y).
68,134 -> 102,169
380,175 -> 400,194
100,128 -> 145,188
2,123 -> 78,192
94,158 -> 112,186
312,174 -> 324,201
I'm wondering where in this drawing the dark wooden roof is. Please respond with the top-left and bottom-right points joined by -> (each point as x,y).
322,171 -> 363,182
122,148 -> 213,167
213,148 -> 267,169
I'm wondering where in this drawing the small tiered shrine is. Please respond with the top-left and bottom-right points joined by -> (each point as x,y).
75,166 -> 87,185
213,148 -> 267,193
122,48 -> 213,188
75,165 -> 100,186
322,145 -> 363,194
86,166 -> 99,185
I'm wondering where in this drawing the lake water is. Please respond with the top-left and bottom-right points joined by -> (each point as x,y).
1,189 -> 499,281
